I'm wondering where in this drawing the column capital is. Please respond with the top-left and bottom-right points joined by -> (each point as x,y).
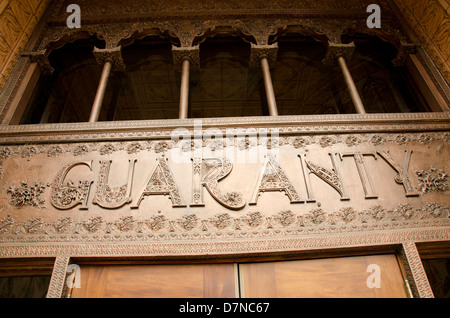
93,46 -> 125,71
392,42 -> 418,66
249,43 -> 278,68
322,42 -> 355,66
29,50 -> 54,75
172,45 -> 200,70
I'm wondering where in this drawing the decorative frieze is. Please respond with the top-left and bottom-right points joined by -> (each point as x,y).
0,202 -> 448,243
0,131 -> 448,159
1,131 -> 449,238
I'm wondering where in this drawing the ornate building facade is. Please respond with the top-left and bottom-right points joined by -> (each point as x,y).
0,0 -> 449,298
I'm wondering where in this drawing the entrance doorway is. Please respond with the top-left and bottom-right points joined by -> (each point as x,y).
70,254 -> 408,298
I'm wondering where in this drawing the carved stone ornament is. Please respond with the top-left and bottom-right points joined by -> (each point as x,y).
7,181 -> 48,208
191,158 -> 246,210
131,157 -> 186,208
0,202 -> 449,243
92,46 -> 126,71
249,43 -> 278,68
415,168 -> 449,194
28,50 -> 55,75
171,45 -> 200,70
322,42 -> 355,66
92,159 -> 136,209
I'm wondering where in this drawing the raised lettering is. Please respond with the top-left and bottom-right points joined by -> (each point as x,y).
250,155 -> 303,205
131,158 -> 186,208
342,152 -> 378,199
50,161 -> 93,210
298,153 -> 349,201
190,157 -> 246,210
377,150 -> 419,197
92,159 -> 136,209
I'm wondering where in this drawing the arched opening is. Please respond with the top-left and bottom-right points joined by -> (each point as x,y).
342,34 -> 430,113
190,33 -> 266,118
102,36 -> 180,121
21,36 -> 106,124
271,35 -> 345,115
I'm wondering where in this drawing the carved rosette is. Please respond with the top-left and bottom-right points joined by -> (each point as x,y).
93,46 -> 126,71
322,42 -> 355,66
249,43 -> 278,68
172,45 -> 200,70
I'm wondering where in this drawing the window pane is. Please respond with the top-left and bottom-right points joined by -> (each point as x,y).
0,276 -> 51,298
422,258 -> 450,298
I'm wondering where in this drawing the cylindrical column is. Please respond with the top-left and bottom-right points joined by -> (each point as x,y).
89,60 -> 112,122
337,56 -> 366,114
260,56 -> 278,116
179,58 -> 190,119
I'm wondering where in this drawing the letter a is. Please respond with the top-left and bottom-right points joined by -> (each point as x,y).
250,155 -> 303,205
131,158 -> 186,208
66,4 -> 81,29
366,4 -> 381,29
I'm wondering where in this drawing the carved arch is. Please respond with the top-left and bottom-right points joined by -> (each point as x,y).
341,20 -> 415,66
36,28 -> 104,54
118,27 -> 180,48
268,24 -> 330,46
192,25 -> 256,46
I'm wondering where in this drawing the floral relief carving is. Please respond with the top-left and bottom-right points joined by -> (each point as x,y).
7,181 -> 48,208
415,168 -> 449,193
0,132 -> 448,162
0,202 -> 448,243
